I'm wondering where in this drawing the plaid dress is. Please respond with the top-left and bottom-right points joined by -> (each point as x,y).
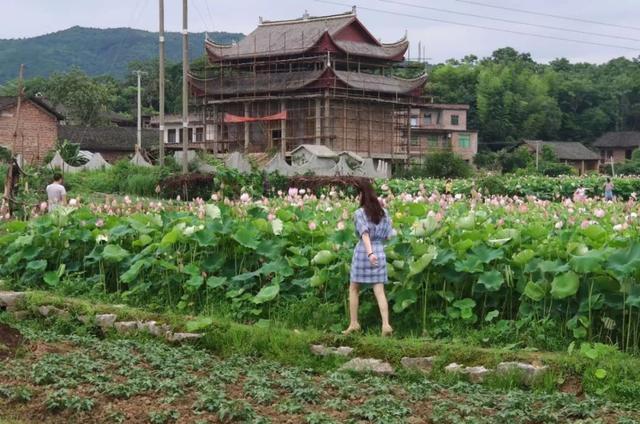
350,208 -> 392,284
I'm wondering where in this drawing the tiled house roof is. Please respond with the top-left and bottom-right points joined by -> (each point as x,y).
523,140 -> 600,161
592,132 -> 640,148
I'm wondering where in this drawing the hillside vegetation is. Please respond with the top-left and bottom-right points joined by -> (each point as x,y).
0,26 -> 243,82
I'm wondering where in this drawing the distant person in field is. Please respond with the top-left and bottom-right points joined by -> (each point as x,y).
445,178 -> 453,195
344,180 -> 394,337
604,177 -> 614,201
46,173 -> 67,212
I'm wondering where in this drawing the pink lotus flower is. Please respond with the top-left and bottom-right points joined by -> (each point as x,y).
299,189 -> 306,195
594,208 -> 605,218
581,220 -> 591,229
337,221 -> 345,230
288,188 -> 298,197
555,221 -> 563,229
69,198 -> 78,206
39,202 -> 48,211
613,224 -> 623,232
240,193 -> 250,203
496,218 -> 504,227
267,213 -> 275,221
308,221 -> 317,231
96,219 -> 104,228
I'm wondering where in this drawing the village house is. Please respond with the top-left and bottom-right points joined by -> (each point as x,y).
522,140 -> 600,175
592,132 -> 640,163
187,8 -> 477,167
57,126 -> 157,163
148,113 -> 205,147
0,96 -> 64,164
408,104 -> 477,163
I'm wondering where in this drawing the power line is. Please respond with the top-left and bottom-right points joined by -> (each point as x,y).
374,0 -> 640,43
452,0 -> 640,32
314,0 -> 640,52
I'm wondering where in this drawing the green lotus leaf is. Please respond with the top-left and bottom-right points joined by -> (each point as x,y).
551,271 -> 580,299
392,288 -> 417,313
477,270 -> 504,292
253,284 -> 280,304
523,281 -> 546,302
102,245 -> 129,262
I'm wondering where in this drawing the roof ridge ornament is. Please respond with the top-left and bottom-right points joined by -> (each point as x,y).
352,5 -> 357,15
303,10 -> 310,20
259,16 -> 263,24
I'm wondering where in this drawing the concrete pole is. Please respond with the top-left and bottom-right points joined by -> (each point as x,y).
244,102 -> 250,152
536,140 -> 539,170
280,99 -> 287,156
158,0 -> 165,165
315,98 -> 321,144
136,70 -> 142,151
181,0 -> 189,174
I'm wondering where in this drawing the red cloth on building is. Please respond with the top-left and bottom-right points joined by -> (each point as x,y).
223,110 -> 287,123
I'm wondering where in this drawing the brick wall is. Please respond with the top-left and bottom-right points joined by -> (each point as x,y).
0,100 -> 58,164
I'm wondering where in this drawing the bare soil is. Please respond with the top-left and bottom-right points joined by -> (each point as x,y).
0,323 -> 22,360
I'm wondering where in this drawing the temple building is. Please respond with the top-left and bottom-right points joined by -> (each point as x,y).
188,8 -> 477,164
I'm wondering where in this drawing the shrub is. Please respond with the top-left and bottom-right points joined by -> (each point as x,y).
539,161 -> 576,177
421,152 -> 473,178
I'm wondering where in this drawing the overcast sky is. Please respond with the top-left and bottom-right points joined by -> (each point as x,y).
1,0 -> 639,64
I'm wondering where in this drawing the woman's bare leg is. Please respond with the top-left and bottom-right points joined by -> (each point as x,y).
343,283 -> 361,333
372,283 -> 392,334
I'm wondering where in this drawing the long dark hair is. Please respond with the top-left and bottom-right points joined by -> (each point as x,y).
357,180 -> 385,224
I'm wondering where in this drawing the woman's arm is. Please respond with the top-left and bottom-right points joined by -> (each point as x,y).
362,232 -> 378,266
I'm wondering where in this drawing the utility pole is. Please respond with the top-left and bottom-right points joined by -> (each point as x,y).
12,64 -> 25,156
158,0 -> 166,166
610,156 -> 615,177
181,0 -> 189,174
535,140 -> 540,171
132,70 -> 148,152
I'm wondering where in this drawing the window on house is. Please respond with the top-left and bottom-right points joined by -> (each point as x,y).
168,129 -> 176,144
626,149 -> 633,160
188,128 -> 194,142
410,116 -> 419,127
443,137 -> 452,149
458,134 -> 471,149
195,127 -> 204,142
427,135 -> 438,148
272,129 -> 282,141
451,115 -> 459,125
410,134 -> 419,146
424,113 -> 432,125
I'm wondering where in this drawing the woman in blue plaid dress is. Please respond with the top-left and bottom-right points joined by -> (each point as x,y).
343,181 -> 394,337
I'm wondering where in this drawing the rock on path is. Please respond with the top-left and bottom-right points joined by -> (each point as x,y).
340,358 -> 394,375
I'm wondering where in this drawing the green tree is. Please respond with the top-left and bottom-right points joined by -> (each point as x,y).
46,69 -> 115,126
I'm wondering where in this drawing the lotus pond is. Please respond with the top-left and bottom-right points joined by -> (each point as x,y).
2,188 -> 640,353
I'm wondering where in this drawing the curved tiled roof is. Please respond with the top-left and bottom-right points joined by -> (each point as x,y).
205,10 -> 408,61
189,68 -> 427,97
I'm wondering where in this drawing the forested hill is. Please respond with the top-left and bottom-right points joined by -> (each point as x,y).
0,26 -> 244,83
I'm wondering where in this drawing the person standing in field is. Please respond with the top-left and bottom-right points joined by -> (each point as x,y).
445,178 -> 453,195
604,177 -> 614,201
343,180 -> 394,337
46,173 -> 67,212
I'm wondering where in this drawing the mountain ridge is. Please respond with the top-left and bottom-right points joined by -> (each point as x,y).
0,26 -> 244,83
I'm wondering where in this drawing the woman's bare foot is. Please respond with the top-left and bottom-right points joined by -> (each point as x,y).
381,325 -> 393,337
342,323 -> 361,335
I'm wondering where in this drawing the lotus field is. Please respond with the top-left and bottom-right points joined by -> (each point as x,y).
2,187 -> 640,352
